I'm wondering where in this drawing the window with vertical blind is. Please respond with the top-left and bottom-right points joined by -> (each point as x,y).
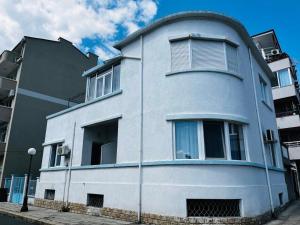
174,120 -> 247,161
86,63 -> 121,101
170,38 -> 238,74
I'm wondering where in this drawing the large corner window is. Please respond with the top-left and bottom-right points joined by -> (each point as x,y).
87,63 -> 121,101
175,121 -> 199,159
229,124 -> 246,160
170,38 -> 238,74
49,143 -> 63,167
272,68 -> 292,88
174,120 -> 246,161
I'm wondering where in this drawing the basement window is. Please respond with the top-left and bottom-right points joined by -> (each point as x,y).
87,194 -> 104,208
44,189 -> 55,200
186,199 -> 240,217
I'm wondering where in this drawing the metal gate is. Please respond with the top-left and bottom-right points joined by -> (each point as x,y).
11,177 -> 25,204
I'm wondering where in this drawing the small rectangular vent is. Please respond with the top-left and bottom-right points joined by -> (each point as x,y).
87,194 -> 104,208
44,189 -> 55,200
187,199 -> 240,217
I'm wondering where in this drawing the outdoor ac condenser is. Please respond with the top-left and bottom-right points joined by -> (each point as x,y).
100,142 -> 117,164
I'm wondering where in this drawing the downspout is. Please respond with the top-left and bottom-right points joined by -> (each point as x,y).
138,35 -> 144,223
65,121 -> 76,209
248,48 -> 275,215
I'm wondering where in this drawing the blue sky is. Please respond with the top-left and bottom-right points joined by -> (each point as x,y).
0,0 -> 298,65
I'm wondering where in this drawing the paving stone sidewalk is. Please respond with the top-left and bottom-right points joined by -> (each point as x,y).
0,202 -> 134,225
265,200 -> 300,225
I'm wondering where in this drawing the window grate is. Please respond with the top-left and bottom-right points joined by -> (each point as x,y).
44,189 -> 55,200
87,194 -> 104,208
187,199 -> 240,217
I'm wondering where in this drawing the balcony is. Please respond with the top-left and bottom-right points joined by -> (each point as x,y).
0,51 -> 18,77
276,110 -> 300,129
0,77 -> 17,91
0,105 -> 12,123
0,142 -> 5,156
284,141 -> 300,160
272,85 -> 299,101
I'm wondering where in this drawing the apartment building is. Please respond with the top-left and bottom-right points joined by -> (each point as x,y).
252,30 -> 300,199
35,12 -> 287,225
0,37 -> 97,181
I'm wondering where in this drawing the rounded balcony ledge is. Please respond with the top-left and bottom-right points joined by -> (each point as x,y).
165,69 -> 243,80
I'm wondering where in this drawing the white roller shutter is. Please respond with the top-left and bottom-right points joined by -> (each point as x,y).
191,40 -> 226,70
171,40 -> 190,71
226,43 -> 239,74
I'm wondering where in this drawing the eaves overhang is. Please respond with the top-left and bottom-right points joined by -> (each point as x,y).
82,55 -> 122,77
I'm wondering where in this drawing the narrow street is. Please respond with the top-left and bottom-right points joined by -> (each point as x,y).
266,200 -> 300,225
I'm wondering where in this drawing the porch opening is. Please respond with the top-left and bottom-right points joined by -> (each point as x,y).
82,120 -> 118,165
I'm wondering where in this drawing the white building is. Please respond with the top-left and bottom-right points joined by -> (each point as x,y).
35,12 -> 288,224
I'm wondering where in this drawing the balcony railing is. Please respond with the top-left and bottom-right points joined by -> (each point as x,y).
284,141 -> 300,160
276,109 -> 299,118
284,141 -> 300,148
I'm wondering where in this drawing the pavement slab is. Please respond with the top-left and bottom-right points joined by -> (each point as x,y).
0,202 -> 134,225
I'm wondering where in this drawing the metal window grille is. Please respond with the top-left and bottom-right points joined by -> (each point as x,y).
28,180 -> 37,196
87,194 -> 104,208
44,189 -> 55,200
187,199 -> 240,217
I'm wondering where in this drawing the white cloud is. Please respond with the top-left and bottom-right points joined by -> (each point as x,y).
0,0 -> 158,60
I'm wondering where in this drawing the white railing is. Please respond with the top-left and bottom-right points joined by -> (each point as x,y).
284,141 -> 300,148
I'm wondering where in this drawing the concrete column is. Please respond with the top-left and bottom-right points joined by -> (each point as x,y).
7,174 -> 14,202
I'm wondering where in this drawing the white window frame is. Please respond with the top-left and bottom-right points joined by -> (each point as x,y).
48,143 -> 63,167
86,64 -> 121,101
273,68 -> 293,88
172,120 -> 248,161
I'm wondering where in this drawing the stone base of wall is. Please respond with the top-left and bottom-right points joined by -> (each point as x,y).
34,198 -> 284,225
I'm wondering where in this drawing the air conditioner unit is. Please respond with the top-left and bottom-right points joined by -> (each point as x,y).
265,129 -> 275,143
57,145 -> 71,155
271,49 -> 280,55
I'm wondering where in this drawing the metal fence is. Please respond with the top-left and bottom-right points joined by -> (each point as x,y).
28,179 -> 37,197
186,199 -> 240,217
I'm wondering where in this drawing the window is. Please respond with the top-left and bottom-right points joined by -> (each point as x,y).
174,120 -> 246,161
187,199 -> 240,217
175,121 -> 199,159
171,40 -> 190,71
112,64 -> 120,91
203,121 -> 225,159
259,77 -> 268,103
44,189 -> 55,200
87,76 -> 96,101
87,194 -> 104,208
87,64 -> 121,101
49,143 -> 62,167
229,123 -> 246,160
277,69 -> 292,87
268,143 -> 276,167
170,38 -> 238,73
272,68 -> 292,88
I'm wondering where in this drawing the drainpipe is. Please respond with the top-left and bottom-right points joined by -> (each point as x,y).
138,35 -> 144,223
65,121 -> 76,209
248,48 -> 275,215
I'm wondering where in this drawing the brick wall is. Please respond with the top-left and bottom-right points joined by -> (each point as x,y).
34,198 -> 283,225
